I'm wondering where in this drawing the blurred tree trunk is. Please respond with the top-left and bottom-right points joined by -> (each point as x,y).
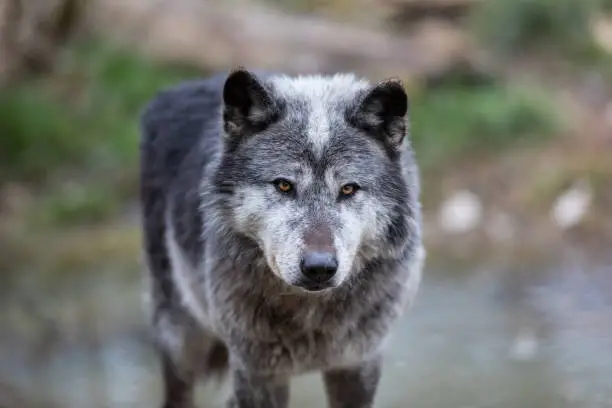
0,0 -> 81,86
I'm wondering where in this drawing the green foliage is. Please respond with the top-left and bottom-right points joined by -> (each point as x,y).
29,183 -> 122,227
410,83 -> 562,168
0,39 -> 198,183
0,38 -> 199,225
471,0 -> 602,58
598,0 -> 612,11
0,84 -> 87,180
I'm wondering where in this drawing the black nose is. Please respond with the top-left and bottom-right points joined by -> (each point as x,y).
300,251 -> 338,283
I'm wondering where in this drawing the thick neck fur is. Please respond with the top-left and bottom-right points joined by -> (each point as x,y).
198,153 -> 416,341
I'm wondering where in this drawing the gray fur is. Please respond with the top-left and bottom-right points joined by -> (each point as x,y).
139,68 -> 425,408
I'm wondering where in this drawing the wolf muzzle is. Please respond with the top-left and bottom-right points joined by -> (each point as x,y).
297,250 -> 338,291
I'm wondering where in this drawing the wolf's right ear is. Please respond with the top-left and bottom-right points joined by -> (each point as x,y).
222,68 -> 279,139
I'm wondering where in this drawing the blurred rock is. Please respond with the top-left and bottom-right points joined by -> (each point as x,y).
604,101 -> 612,129
591,16 -> 612,54
508,327 -> 538,361
0,379 -> 52,408
85,0 -> 494,82
438,189 -> 483,234
550,180 -> 592,230
0,183 -> 32,215
485,209 -> 515,243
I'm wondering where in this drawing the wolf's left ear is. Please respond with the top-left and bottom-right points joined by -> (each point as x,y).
222,68 -> 279,139
350,79 -> 408,148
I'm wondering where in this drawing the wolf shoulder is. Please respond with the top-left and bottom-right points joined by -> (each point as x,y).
139,69 -> 275,148
140,75 -> 227,159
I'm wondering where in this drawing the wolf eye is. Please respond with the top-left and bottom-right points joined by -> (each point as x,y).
273,178 -> 294,194
339,183 -> 360,198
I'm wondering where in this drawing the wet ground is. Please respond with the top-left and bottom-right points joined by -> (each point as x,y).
1,247 -> 612,408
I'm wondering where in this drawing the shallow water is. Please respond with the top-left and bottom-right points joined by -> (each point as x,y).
1,249 -> 611,408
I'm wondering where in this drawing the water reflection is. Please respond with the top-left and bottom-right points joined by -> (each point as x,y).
1,250 -> 611,408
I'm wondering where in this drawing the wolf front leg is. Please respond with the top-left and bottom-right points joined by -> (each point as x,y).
153,307 -> 230,408
227,371 -> 290,408
323,356 -> 382,408
160,352 -> 196,408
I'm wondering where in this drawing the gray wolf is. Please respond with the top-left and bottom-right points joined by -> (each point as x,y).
139,68 -> 425,408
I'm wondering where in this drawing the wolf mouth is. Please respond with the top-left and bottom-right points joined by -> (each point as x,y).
294,280 -> 336,293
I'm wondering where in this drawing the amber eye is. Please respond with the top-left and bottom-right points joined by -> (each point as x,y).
340,183 -> 360,197
273,179 -> 293,194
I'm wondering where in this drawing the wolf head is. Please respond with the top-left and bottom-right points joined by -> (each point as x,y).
214,68 -> 417,292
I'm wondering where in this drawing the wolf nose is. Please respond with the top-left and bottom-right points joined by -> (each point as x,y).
300,251 -> 338,283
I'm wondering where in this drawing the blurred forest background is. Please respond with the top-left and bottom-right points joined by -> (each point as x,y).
1,0 -> 612,407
